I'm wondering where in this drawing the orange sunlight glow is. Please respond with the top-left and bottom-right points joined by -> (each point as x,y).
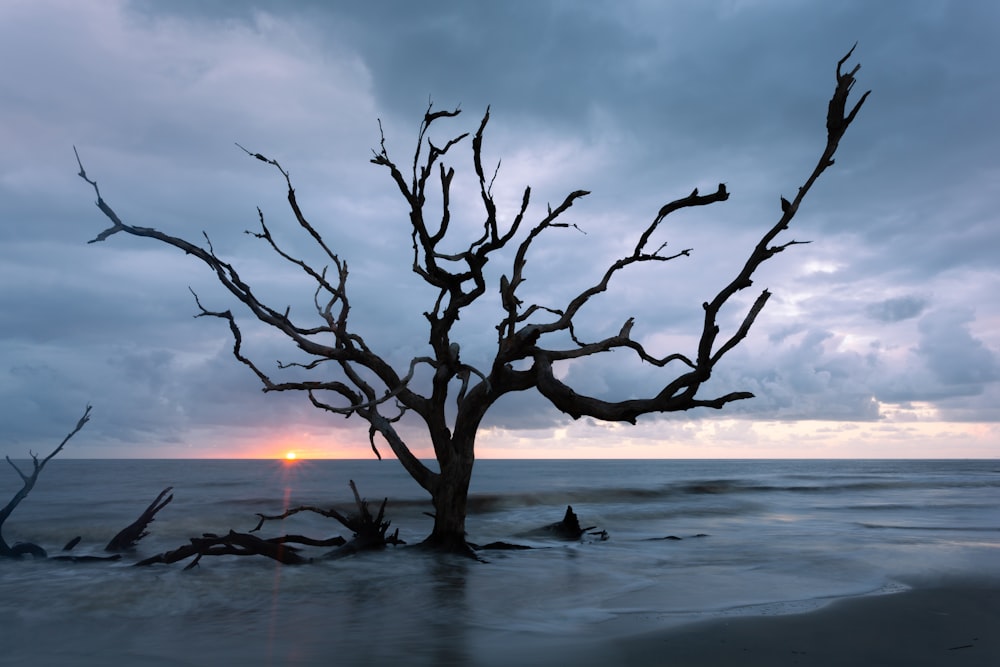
284,451 -> 297,461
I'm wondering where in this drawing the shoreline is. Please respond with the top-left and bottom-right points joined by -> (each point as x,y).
479,576 -> 1000,667
606,576 -> 1000,666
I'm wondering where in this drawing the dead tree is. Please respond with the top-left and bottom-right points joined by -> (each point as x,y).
79,48 -> 869,553
1,406 -> 91,558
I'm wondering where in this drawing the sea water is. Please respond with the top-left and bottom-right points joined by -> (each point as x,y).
1,459 -> 998,665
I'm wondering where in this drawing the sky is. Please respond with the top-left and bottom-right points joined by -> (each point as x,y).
1,0 -> 998,460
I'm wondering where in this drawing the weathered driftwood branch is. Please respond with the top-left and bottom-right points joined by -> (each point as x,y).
0,405 -> 92,559
105,486 -> 174,552
477,505 -> 607,552
253,479 -> 404,559
136,481 -> 400,568
520,505 -> 607,541
135,530 -> 313,569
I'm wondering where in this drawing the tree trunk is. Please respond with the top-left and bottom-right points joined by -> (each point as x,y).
422,455 -> 474,554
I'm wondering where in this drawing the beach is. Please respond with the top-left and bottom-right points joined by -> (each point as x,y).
610,578 -> 1000,667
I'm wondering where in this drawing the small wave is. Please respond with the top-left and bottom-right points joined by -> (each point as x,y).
465,476 -> 984,512
842,501 -> 998,512
858,523 -> 1000,532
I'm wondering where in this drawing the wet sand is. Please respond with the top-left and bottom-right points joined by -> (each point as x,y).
605,578 -> 1000,666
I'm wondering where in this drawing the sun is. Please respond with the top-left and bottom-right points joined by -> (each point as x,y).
284,451 -> 297,461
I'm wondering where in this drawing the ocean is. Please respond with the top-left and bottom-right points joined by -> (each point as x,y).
1,459 -> 998,665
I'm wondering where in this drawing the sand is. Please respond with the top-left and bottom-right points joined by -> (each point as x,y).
606,577 -> 1000,667
481,577 -> 1000,667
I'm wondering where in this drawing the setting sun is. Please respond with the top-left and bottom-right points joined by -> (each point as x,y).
284,451 -> 297,461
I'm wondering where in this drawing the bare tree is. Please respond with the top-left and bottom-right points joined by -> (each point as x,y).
78,48 -> 868,553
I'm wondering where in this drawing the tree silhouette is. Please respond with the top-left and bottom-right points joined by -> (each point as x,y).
79,48 -> 868,553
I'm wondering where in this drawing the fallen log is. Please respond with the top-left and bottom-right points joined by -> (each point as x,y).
475,541 -> 534,551
135,530 -> 312,569
50,553 -> 123,563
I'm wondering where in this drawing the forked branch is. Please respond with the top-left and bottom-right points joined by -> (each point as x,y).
78,146 -> 439,492
530,46 -> 870,420
1,405 -> 92,558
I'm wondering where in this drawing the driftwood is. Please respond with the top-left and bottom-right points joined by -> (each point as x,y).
105,486 -> 174,551
252,479 -> 404,559
521,505 -> 608,541
476,506 -> 608,552
36,487 -> 175,562
0,406 -> 91,559
475,541 -> 533,551
544,505 -> 593,539
646,533 -> 709,541
135,530 -> 314,569
136,480 -> 401,568
50,552 -> 122,563
0,407 -> 174,563
3,409 -> 616,565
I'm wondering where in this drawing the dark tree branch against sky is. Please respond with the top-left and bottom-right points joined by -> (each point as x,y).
2,2 -> 998,459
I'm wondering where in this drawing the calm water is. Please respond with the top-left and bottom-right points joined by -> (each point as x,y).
1,459 -> 998,665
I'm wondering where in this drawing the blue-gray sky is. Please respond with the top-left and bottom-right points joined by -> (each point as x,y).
2,1 -> 998,458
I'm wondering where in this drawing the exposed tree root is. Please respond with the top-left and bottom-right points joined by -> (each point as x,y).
137,480 -> 402,568
519,505 -> 608,541
253,479 -> 405,559
471,506 -> 608,556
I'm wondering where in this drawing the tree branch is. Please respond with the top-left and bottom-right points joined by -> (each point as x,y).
528,46 -> 869,421
1,405 -> 92,558
78,148 -> 435,479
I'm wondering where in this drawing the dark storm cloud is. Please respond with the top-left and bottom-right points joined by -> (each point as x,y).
866,296 -> 928,323
1,0 -> 998,457
916,308 -> 999,389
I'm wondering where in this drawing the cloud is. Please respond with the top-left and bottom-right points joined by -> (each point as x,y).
866,295 -> 927,323
915,308 -> 999,389
2,1 -> 999,457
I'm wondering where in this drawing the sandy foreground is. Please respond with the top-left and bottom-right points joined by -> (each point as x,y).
517,577 -> 1000,667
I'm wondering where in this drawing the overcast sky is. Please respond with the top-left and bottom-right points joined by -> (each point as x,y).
2,1 -> 998,459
